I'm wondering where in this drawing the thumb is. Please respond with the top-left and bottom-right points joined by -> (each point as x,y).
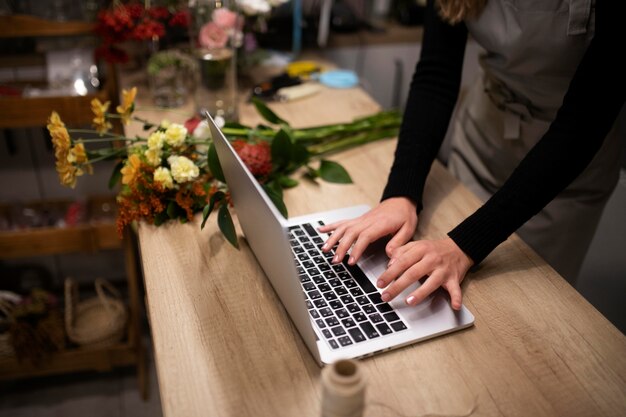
385,223 -> 415,257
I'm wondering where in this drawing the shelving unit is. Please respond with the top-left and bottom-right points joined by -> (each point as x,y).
0,15 -> 148,399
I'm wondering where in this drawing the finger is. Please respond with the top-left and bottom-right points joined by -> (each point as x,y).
318,219 -> 347,233
405,272 -> 444,306
381,261 -> 431,302
332,227 -> 362,263
385,222 -> 415,257
321,224 -> 348,252
443,280 -> 463,310
348,224 -> 389,265
378,243 -> 425,288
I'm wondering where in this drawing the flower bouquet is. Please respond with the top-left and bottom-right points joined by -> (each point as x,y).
47,87 -> 401,247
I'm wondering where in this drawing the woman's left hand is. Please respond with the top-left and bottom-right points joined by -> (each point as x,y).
377,237 -> 474,310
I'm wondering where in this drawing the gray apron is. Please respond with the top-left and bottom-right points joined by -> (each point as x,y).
447,0 -> 622,282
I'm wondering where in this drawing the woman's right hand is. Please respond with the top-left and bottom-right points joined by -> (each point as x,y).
318,197 -> 418,265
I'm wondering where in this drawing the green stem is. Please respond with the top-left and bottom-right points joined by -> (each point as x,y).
307,128 -> 398,156
86,147 -> 127,164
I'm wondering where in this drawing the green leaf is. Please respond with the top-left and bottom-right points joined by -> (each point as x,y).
271,129 -> 293,169
252,96 -> 287,125
142,123 -> 155,130
223,121 -> 251,130
166,201 -> 182,219
154,210 -> 169,226
319,160 -> 352,184
305,165 -> 320,180
262,184 -> 288,218
208,143 -> 225,182
218,204 -> 239,248
201,191 -> 225,229
292,143 -> 310,166
108,161 -> 124,189
278,176 -> 299,188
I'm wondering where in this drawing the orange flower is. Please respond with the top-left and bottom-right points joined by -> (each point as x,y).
116,87 -> 137,125
68,142 -> 93,176
91,98 -> 112,134
121,154 -> 142,185
47,112 -> 77,187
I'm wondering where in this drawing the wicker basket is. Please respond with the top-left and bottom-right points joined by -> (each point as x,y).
0,299 -> 15,359
64,278 -> 127,348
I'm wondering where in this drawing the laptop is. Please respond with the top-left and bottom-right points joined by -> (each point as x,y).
206,112 -> 474,365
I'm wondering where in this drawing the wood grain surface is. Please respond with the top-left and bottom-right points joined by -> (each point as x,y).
132,84 -> 626,417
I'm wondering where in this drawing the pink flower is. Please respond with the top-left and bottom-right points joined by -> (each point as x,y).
199,22 -> 228,49
212,8 -> 238,29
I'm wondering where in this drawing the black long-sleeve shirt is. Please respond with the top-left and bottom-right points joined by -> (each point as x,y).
382,0 -> 625,264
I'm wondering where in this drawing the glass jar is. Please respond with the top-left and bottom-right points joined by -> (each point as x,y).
188,0 -> 242,126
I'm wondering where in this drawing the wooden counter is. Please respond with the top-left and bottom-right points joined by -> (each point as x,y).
132,86 -> 626,417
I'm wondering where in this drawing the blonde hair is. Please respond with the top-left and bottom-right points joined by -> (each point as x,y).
437,0 -> 487,24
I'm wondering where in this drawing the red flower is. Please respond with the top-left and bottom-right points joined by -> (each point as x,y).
184,116 -> 202,135
232,140 -> 272,179
169,10 -> 190,28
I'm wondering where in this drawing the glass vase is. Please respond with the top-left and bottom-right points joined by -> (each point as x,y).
188,0 -> 242,126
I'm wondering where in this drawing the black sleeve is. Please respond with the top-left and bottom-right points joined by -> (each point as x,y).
381,0 -> 468,211
448,0 -> 626,264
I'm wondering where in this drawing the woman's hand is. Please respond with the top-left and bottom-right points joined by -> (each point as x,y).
378,237 -> 473,310
319,197 -> 418,265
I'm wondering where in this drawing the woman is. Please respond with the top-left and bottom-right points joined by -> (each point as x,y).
320,0 -> 624,310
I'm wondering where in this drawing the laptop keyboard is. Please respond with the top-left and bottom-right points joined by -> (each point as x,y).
288,221 -> 408,350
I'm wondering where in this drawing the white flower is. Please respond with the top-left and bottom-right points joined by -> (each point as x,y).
168,155 -> 199,183
160,119 -> 171,129
153,167 -> 175,189
145,147 -> 162,167
147,131 -> 165,150
192,120 -> 212,141
237,0 -> 270,15
164,123 -> 188,147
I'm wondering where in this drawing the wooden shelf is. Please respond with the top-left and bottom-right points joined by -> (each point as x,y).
0,222 -> 120,260
0,15 -> 96,38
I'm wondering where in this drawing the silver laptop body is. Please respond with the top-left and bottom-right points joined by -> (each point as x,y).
207,113 -> 474,365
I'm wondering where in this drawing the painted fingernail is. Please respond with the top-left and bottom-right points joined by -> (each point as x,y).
406,296 -> 416,305
381,292 -> 390,302
376,279 -> 384,288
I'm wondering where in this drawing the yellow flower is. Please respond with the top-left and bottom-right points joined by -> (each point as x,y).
91,98 -> 112,134
147,131 -> 165,150
164,123 -> 187,147
68,142 -> 93,175
168,155 -> 199,183
121,154 -> 142,185
145,147 -> 162,167
116,87 -> 137,125
47,112 -> 76,186
57,162 -> 78,188
153,167 -> 174,189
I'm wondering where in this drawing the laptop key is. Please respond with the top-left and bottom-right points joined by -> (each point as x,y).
323,292 -> 338,301
329,300 -> 342,310
355,296 -> 369,306
320,308 -> 333,317
322,329 -> 332,338
335,308 -> 349,319
313,276 -> 325,284
338,336 -> 353,346
293,246 -> 304,254
323,271 -> 337,279
335,287 -> 348,296
340,295 -> 354,305
362,304 -> 376,314
308,290 -> 322,300
383,312 -> 401,322
353,312 -> 368,322
331,326 -> 347,337
329,278 -> 342,287
303,282 -> 315,291
348,328 -> 366,343
369,313 -> 383,323
299,274 -> 310,283
344,260 -> 378,294
376,303 -> 394,313
306,300 -> 313,309
391,321 -> 408,332
315,319 -> 326,328
349,288 -> 364,297
318,283 -> 331,292
319,264 -> 331,272
303,223 -> 319,237
346,303 -> 360,314
326,317 -> 339,327
359,322 -> 380,339
329,339 -> 340,350
309,310 -> 320,319
341,318 -> 356,328
368,293 -> 383,304
313,256 -> 326,265
344,279 -> 357,288
375,322 -> 393,335
314,299 -> 328,308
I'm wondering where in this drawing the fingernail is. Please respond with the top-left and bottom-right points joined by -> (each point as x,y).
322,243 -> 328,250
388,258 -> 395,267
406,296 -> 416,305
332,255 -> 339,263
376,279 -> 384,288
381,292 -> 390,302
348,256 -> 355,265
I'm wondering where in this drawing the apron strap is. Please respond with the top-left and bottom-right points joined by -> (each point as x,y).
568,0 -> 592,35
